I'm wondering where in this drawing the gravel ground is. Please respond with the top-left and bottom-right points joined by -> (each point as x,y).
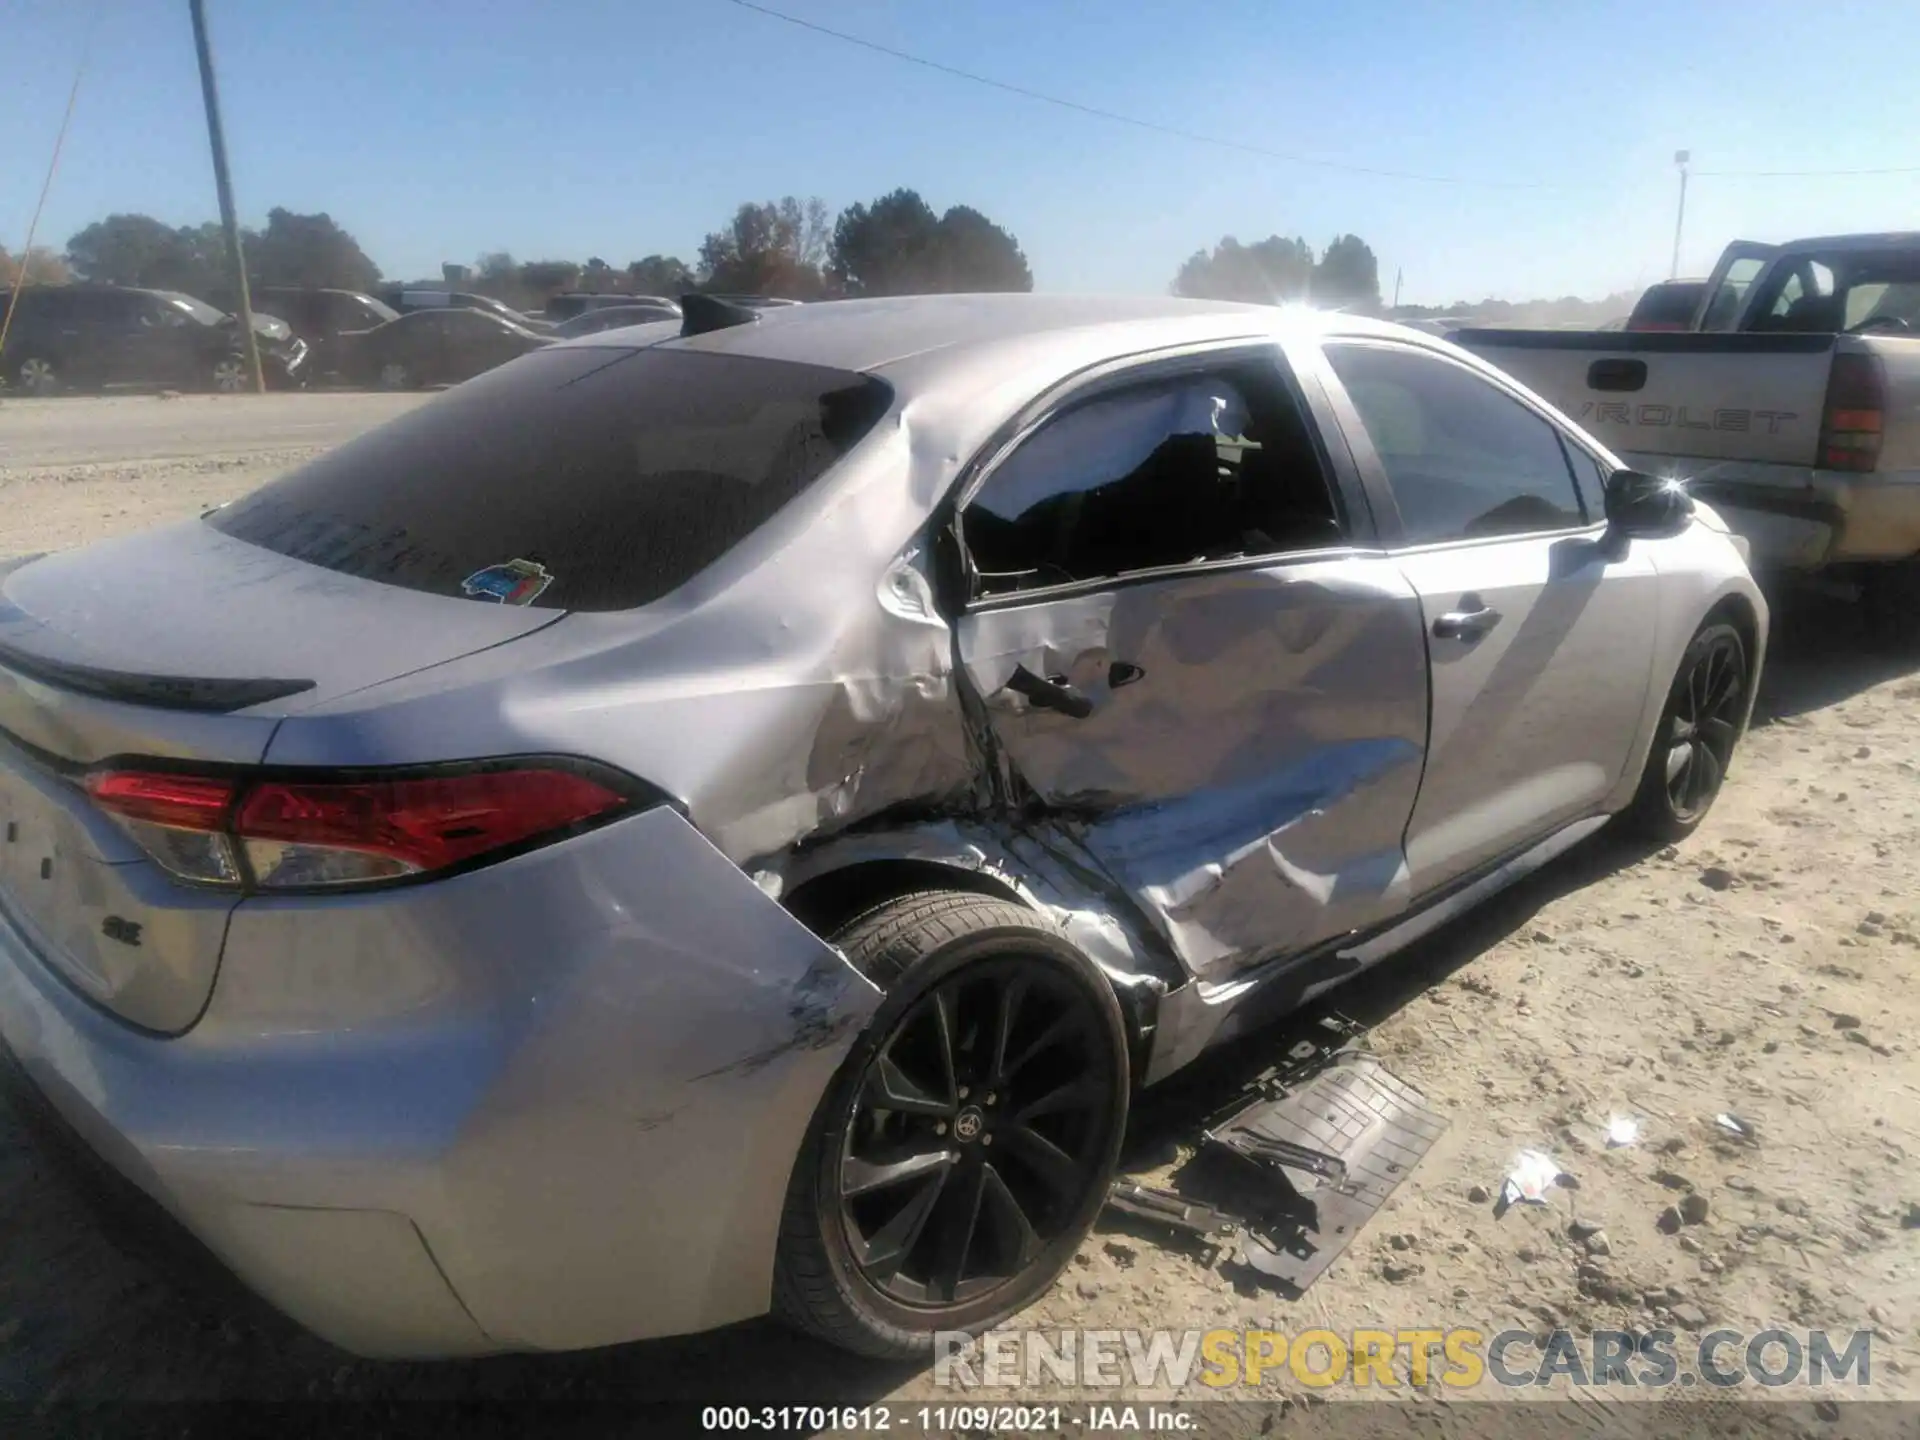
0,395 -> 1914,1429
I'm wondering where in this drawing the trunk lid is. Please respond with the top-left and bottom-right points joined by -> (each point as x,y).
0,520 -> 560,1033
1454,329 -> 1837,469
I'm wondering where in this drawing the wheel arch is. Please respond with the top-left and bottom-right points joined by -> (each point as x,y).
777,853 -> 1164,1088
781,857 -> 1033,952
1702,591 -> 1761,673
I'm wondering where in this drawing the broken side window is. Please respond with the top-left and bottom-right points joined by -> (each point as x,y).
961,360 -> 1345,599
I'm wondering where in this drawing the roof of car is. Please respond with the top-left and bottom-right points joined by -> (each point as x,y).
556,292 -> 1407,378
1775,232 -> 1920,254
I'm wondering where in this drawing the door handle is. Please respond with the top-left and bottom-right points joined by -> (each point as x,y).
1433,599 -> 1502,641
1003,664 -> 1094,719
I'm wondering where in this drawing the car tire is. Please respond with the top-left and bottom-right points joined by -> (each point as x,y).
1618,620 -> 1749,843
773,891 -> 1129,1359
209,355 -> 249,393
1861,560 -> 1920,654
10,355 -> 59,396
376,361 -> 414,391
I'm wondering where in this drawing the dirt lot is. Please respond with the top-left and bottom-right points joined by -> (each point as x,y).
0,394 -> 1915,1426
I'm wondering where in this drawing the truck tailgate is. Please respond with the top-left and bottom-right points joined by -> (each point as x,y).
1453,329 -> 1836,469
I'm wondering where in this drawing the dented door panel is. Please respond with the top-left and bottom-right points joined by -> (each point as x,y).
956,556 -> 1429,980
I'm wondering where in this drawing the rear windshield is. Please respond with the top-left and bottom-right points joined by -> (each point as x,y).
1629,284 -> 1703,328
207,345 -> 893,611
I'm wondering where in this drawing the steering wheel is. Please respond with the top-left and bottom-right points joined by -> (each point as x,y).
1849,314 -> 1911,334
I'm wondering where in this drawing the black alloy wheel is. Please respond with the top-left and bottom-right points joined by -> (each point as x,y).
1664,626 -> 1746,823
837,955 -> 1116,1308
1623,620 -> 1748,840
774,892 -> 1129,1358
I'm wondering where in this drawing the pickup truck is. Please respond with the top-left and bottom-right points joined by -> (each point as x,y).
1454,233 -> 1920,643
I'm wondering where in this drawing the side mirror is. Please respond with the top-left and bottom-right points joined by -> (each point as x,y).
1603,468 -> 1693,540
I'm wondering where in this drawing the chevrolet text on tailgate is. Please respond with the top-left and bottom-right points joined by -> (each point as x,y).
1455,232 -> 1920,648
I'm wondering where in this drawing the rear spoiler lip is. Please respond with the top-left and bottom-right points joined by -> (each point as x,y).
0,637 -> 314,714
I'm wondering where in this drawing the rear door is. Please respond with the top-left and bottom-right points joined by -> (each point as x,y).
1319,340 -> 1661,896
121,293 -> 201,386
953,344 -> 1431,980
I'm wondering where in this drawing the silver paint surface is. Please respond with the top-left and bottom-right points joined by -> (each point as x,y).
0,294 -> 1769,1355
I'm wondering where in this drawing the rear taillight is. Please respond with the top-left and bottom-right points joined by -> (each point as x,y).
1819,352 -> 1887,472
83,763 -> 632,891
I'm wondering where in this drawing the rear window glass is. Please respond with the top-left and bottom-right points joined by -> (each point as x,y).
1629,284 -> 1702,328
207,346 -> 892,611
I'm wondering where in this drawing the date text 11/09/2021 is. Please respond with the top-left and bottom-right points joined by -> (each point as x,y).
701,1406 -> 1193,1432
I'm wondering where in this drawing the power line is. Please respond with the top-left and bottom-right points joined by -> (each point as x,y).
1696,164 -> 1920,178
721,0 -> 1567,190
724,2 -> 1920,192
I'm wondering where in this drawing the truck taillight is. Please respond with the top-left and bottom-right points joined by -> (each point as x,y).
83,762 -> 635,891
1819,352 -> 1886,472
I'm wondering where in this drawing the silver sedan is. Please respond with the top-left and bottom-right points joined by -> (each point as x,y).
0,294 -> 1764,1360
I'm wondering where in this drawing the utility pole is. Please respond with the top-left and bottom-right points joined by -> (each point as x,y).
1391,267 -> 1403,313
1669,150 -> 1691,280
188,0 -> 265,394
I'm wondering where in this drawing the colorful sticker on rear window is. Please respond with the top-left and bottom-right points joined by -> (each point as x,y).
461,558 -> 553,605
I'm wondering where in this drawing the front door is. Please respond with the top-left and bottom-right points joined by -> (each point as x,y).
952,348 -> 1431,980
1321,341 -> 1660,895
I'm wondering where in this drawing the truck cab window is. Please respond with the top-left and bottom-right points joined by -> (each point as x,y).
1701,257 -> 1766,331
960,363 -> 1344,600
1755,261 -> 1840,332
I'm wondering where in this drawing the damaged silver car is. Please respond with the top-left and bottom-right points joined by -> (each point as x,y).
0,293 -> 1765,1360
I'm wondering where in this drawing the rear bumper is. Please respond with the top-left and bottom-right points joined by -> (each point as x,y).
0,805 -> 880,1358
1627,453 -> 1920,569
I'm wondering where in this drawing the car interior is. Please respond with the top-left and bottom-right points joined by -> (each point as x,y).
961,365 -> 1343,597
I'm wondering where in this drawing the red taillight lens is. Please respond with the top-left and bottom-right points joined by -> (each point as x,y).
85,771 -> 238,830
85,770 -> 244,885
236,771 -> 627,878
1820,353 -> 1887,472
83,763 -> 632,891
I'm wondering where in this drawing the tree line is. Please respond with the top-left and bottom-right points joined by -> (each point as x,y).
1169,230 -> 1638,325
31,188 -> 1035,309
17,202 -> 1638,326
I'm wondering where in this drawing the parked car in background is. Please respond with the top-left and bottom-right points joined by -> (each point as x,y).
542,292 -> 682,323
1625,279 -> 1708,332
0,285 -> 307,395
333,306 -> 553,389
0,294 -> 1764,1363
373,286 -> 554,331
206,286 -> 401,382
208,286 -> 398,342
1455,232 -> 1920,645
549,305 -> 683,339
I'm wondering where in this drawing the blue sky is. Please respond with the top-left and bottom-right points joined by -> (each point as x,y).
6,0 -> 1919,305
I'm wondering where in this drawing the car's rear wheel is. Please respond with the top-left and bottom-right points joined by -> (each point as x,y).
1619,620 -> 1748,841
774,892 -> 1128,1358
209,355 -> 248,393
11,356 -> 59,396
377,360 -> 414,391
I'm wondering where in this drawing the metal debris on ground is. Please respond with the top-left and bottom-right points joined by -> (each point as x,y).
1499,1150 -> 1566,1210
1713,1112 -> 1759,1144
1104,1182 -> 1241,1242
1100,1013 -> 1447,1298
1605,1115 -> 1641,1148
